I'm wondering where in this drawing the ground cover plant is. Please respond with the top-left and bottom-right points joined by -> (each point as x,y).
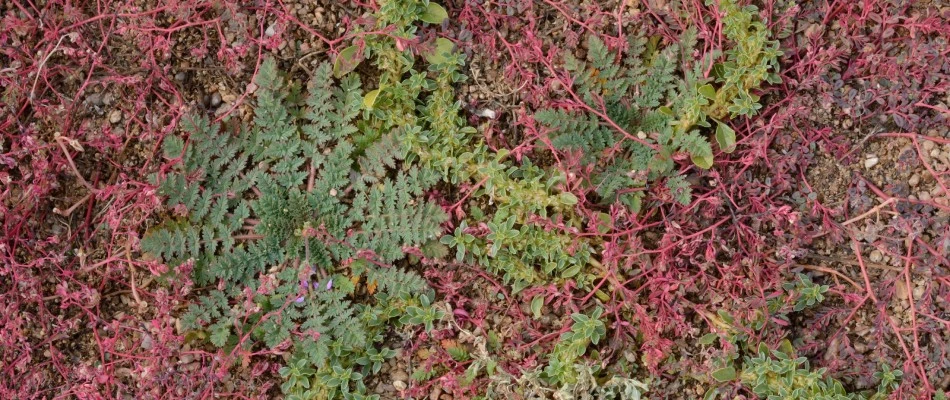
1,0 -> 948,399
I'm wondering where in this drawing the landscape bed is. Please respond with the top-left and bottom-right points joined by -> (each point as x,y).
1,0 -> 948,399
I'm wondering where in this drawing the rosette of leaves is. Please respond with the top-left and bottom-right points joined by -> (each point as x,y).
142,57 -> 446,398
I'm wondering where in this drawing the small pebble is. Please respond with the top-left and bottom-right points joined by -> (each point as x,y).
141,334 -> 153,350
210,92 -> 222,107
175,72 -> 186,82
314,7 -> 325,24
265,25 -> 276,37
908,174 -> 920,186
923,140 -> 936,151
913,285 -> 925,300
86,93 -> 104,106
476,109 -> 496,119
109,110 -> 122,124
390,370 -> 409,382
864,156 -> 879,169
869,250 -> 883,263
393,380 -> 406,391
919,191 -> 932,201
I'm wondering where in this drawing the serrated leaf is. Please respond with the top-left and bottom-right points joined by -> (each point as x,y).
210,327 -> 230,347
711,366 -> 736,382
698,84 -> 717,100
530,295 -> 544,319
715,121 -> 736,153
420,3 -> 448,24
424,38 -> 455,65
333,45 -> 361,78
363,89 -> 381,109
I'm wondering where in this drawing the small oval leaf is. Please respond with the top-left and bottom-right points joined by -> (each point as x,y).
562,264 -> 581,278
333,45 -> 361,78
363,89 -> 381,109
530,295 -> 544,319
715,121 -> 736,153
691,153 -> 714,169
421,3 -> 449,24
711,366 -> 736,382
698,333 -> 718,345
559,192 -> 579,205
424,38 -> 455,65
698,84 -> 717,100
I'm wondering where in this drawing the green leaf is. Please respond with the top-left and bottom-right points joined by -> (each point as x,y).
363,89 -> 381,110
333,45 -> 361,78
420,3 -> 449,24
530,295 -> 544,319
558,192 -> 579,206
698,333 -> 718,345
711,366 -> 736,382
698,84 -> 717,100
595,212 -> 612,234
562,264 -> 581,278
715,121 -> 736,153
424,38 -> 455,65
210,327 -> 230,347
691,152 -> 714,169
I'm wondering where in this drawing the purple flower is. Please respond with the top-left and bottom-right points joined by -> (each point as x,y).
325,279 -> 333,291
295,296 -> 305,303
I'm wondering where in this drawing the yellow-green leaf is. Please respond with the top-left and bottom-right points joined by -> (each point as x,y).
691,153 -> 714,169
698,84 -> 717,100
333,45 -> 361,78
715,121 -> 736,153
424,38 -> 455,64
530,295 -> 544,319
363,89 -> 381,109
595,212 -> 612,234
558,192 -> 578,206
420,3 -> 449,24
777,339 -> 795,358
562,264 -> 581,278
711,366 -> 736,382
